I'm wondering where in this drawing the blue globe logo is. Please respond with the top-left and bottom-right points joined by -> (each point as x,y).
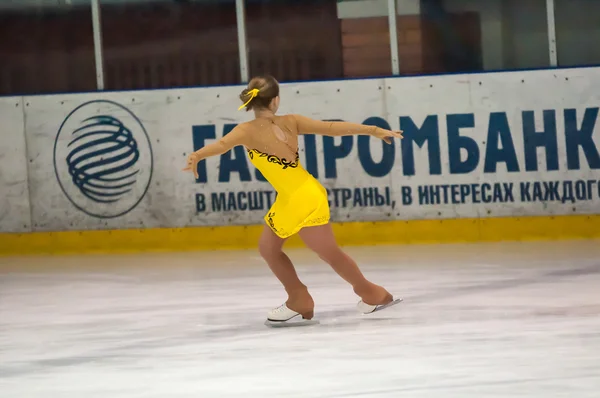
54,100 -> 153,218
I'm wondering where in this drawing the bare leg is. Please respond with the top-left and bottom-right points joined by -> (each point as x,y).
258,226 -> 314,317
298,223 -> 392,306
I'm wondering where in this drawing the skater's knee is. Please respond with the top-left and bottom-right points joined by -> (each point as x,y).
258,238 -> 283,259
258,241 -> 274,258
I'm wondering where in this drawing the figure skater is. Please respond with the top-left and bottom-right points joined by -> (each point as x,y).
184,75 -> 403,326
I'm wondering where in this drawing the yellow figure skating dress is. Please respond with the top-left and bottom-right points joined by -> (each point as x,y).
206,114 -> 388,239
247,147 -> 330,238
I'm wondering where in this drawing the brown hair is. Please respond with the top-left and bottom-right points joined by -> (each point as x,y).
238,75 -> 279,111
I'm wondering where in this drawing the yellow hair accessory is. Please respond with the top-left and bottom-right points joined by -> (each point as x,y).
238,88 -> 260,110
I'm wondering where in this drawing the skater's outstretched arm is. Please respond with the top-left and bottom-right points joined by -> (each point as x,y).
183,125 -> 247,178
292,114 -> 402,144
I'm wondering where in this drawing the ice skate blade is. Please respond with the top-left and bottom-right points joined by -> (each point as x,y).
264,317 -> 320,328
360,298 -> 403,314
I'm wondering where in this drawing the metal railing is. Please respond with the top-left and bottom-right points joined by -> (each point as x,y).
86,0 -> 559,89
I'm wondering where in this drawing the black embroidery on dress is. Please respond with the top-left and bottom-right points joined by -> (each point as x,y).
247,148 -> 299,170
267,212 -> 278,232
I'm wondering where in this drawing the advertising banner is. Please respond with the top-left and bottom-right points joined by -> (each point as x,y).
1,67 -> 598,232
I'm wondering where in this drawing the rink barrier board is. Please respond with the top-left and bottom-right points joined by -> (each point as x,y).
0,214 -> 598,256
1,67 -> 599,235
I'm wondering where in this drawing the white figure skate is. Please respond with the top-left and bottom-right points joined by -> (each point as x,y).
357,297 -> 403,314
264,303 -> 319,328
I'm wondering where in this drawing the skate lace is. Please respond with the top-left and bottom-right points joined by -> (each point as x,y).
271,304 -> 287,313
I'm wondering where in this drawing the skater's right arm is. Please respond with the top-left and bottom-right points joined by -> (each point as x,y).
183,125 -> 247,178
292,114 -> 402,144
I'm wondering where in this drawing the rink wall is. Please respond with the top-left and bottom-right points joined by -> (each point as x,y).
0,67 -> 599,255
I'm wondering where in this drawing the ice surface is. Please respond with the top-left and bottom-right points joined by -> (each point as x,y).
1,240 -> 599,398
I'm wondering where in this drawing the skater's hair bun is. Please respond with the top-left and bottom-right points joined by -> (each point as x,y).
239,75 -> 279,112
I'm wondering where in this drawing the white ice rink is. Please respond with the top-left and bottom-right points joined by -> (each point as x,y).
1,240 -> 599,398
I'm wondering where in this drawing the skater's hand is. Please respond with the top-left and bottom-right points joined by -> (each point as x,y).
183,152 -> 201,179
373,129 -> 403,144
182,136 -> 244,179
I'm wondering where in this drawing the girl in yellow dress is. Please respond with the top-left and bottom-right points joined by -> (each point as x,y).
184,75 -> 403,326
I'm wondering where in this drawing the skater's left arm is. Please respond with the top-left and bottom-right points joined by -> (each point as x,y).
183,125 -> 247,179
292,114 -> 402,144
